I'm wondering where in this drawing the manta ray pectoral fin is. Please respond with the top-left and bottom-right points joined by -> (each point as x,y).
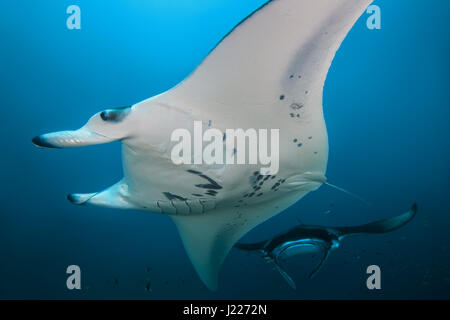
170,201 -> 285,291
334,203 -> 418,236
68,181 -> 142,210
32,127 -> 116,149
171,213 -> 232,291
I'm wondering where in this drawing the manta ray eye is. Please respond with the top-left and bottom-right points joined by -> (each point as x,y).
100,106 -> 131,122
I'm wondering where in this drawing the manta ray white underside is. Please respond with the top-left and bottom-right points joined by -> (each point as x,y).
33,0 -> 374,290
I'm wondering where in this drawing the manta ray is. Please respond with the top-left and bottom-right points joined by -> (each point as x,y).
235,204 -> 417,289
32,0 -> 375,290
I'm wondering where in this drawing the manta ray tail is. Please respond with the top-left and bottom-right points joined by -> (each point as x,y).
325,182 -> 371,206
335,203 -> 418,237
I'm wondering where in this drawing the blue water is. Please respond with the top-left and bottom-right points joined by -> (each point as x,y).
1,0 -> 449,299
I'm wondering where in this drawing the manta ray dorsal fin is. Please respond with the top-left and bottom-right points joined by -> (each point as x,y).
162,0 -> 373,122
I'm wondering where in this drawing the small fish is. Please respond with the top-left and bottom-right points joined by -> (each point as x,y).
145,281 -> 152,292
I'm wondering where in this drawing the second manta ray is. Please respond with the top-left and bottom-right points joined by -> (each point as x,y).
236,204 -> 418,289
32,0 -> 381,290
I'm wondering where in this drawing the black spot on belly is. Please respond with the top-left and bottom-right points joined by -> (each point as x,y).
297,143 -> 303,147
308,136 -> 312,139
205,190 -> 218,196
290,103 -> 303,110
192,194 -> 203,197
196,183 -> 222,190
193,173 -> 223,190
280,95 -> 285,100
293,138 -> 298,143
163,192 -> 187,201
199,174 -> 222,188
187,169 -> 202,175
289,75 -> 294,79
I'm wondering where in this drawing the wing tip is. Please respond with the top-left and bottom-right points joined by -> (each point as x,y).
32,135 -> 60,149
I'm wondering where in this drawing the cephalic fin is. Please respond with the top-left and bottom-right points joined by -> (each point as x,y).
67,181 -> 140,210
32,127 -> 116,149
272,261 -> 297,290
308,249 -> 331,279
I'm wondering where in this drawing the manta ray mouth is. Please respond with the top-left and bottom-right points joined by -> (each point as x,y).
32,135 -> 61,149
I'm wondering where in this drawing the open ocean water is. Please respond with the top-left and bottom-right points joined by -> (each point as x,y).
0,0 -> 449,299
